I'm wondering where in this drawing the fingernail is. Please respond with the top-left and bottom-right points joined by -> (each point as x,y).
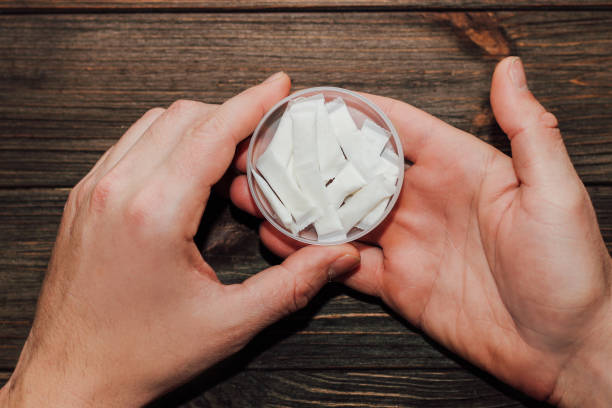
263,71 -> 285,84
327,254 -> 360,281
509,57 -> 527,89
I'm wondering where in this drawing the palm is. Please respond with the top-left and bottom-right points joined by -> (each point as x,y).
366,104 -> 607,399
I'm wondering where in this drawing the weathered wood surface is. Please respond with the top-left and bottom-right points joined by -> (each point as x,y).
1,12 -> 612,187
0,187 -> 610,406
149,369 -> 542,407
1,1 -> 611,11
1,6 -> 611,408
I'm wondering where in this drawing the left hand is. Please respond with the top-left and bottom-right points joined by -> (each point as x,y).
0,72 -> 360,408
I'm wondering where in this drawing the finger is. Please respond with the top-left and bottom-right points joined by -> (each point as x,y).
233,138 -> 250,173
359,92 -> 478,163
85,146 -> 114,180
165,72 -> 291,201
490,56 -> 578,188
260,221 -> 305,258
212,167 -> 236,200
227,244 -> 360,330
106,100 -> 217,188
335,242 -> 385,297
95,107 -> 166,177
229,175 -> 262,217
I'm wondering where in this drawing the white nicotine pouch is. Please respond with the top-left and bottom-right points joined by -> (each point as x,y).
326,161 -> 367,208
316,101 -> 346,181
338,176 -> 396,232
256,148 -> 318,230
252,171 -> 296,233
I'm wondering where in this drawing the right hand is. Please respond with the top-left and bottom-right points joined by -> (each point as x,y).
231,57 -> 612,406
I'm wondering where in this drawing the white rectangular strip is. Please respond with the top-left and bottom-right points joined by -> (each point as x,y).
374,155 -> 401,185
256,149 -> 319,229
294,162 -> 329,211
252,171 -> 296,233
316,101 -> 346,181
338,176 -> 395,232
326,98 -> 358,160
290,104 -> 318,167
326,161 -> 367,208
382,144 -> 400,163
314,205 -> 345,242
356,197 -> 389,230
341,129 -> 385,181
263,110 -> 293,167
361,119 -> 390,156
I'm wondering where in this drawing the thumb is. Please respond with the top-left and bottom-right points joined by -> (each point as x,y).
229,244 -> 360,331
490,56 -> 578,189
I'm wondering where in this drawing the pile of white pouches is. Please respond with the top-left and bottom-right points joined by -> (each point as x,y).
254,94 -> 401,242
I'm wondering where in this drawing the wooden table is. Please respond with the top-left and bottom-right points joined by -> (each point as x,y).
1,1 -> 611,406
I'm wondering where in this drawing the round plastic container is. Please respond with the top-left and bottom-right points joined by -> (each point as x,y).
247,86 -> 404,245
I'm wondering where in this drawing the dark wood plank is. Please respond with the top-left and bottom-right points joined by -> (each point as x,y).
148,369 -> 542,408
1,11 -> 611,187
0,0 -> 610,11
1,187 -> 610,372
0,368 -> 544,407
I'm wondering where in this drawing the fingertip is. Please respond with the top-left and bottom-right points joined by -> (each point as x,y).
215,72 -> 292,148
490,56 -> 541,137
490,57 -> 576,187
490,57 -> 517,116
253,72 -> 291,109
261,71 -> 291,92
283,243 -> 360,282
229,175 -> 262,217
334,243 -> 384,297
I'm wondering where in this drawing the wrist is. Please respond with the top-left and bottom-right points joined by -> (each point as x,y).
0,359 -> 95,408
550,285 -> 612,407
0,337 -> 145,408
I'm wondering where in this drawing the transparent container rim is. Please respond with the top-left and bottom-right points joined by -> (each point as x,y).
246,86 -> 404,246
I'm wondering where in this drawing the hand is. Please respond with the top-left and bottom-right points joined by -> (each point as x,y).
231,57 -> 612,406
0,73 -> 360,407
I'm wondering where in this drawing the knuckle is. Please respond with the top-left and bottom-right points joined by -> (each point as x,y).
288,270 -> 315,313
198,109 -> 231,142
566,185 -> 590,216
123,188 -> 162,233
89,175 -> 117,213
538,111 -> 563,143
168,99 -> 200,116
539,110 -> 559,129
510,110 -> 562,142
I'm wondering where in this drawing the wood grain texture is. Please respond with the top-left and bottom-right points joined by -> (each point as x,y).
1,0 -> 612,12
148,369 -> 543,407
1,7 -> 611,407
1,11 -> 612,187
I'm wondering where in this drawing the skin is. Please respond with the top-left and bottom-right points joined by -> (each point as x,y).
231,57 -> 612,406
0,72 -> 360,407
0,57 -> 610,407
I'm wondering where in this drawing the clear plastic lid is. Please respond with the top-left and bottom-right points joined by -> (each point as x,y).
247,86 -> 404,245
